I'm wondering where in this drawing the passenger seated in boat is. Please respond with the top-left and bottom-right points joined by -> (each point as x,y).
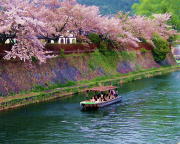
104,95 -> 110,101
91,97 -> 96,102
89,89 -> 119,103
106,90 -> 116,100
94,94 -> 105,103
114,90 -> 118,97
107,94 -> 111,100
109,94 -> 115,100
107,90 -> 113,99
101,94 -> 106,102
103,93 -> 109,101
110,90 -> 118,98
96,97 -> 101,103
110,90 -> 116,96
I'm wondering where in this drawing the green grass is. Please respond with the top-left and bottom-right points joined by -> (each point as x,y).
140,48 -> 150,54
119,51 -> 136,60
32,81 -> 76,92
88,49 -> 136,75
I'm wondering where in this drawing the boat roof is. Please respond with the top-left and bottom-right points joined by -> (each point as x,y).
87,86 -> 117,92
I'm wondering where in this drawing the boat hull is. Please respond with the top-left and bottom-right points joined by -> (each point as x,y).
80,96 -> 122,110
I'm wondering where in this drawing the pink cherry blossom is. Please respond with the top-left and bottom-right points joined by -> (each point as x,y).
0,0 -> 177,63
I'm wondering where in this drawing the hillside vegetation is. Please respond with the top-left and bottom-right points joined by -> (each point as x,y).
133,0 -> 180,31
77,0 -> 138,15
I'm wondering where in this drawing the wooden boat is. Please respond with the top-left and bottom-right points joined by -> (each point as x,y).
80,86 -> 122,110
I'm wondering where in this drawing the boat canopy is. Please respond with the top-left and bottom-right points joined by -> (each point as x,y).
87,86 -> 117,92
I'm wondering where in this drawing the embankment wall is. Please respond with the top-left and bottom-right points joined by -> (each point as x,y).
0,44 -> 176,96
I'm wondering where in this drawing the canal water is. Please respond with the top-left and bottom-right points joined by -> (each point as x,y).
0,72 -> 179,144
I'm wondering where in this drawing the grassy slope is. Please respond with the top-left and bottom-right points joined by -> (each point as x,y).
88,50 -> 137,75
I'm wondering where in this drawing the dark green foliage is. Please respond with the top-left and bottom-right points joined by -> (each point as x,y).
98,41 -> 109,54
31,56 -> 38,63
59,48 -> 65,57
88,33 -> 112,55
88,33 -> 101,45
96,38 -> 117,54
141,48 -> 149,54
167,35 -> 177,45
152,34 -> 170,62
133,0 -> 180,31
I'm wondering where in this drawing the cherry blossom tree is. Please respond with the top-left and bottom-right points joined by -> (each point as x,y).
0,0 -> 177,63
36,0 -> 138,45
34,0 -> 77,40
152,13 -> 176,39
0,0 -> 51,62
123,13 -> 176,44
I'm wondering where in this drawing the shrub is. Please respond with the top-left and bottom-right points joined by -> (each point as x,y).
168,35 -> 177,43
88,33 -> 101,45
59,48 -> 65,57
168,35 -> 178,46
31,56 -> 38,63
98,41 -> 108,54
152,34 -> 170,62
141,48 -> 149,54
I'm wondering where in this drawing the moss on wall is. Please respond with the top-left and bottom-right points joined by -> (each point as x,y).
88,50 -> 137,75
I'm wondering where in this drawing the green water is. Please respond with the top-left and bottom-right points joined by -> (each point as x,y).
0,72 -> 180,144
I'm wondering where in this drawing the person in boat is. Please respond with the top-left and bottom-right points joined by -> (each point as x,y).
96,97 -> 101,103
115,90 -> 118,97
90,94 -> 100,103
91,96 -> 96,102
111,90 -> 116,96
111,89 -> 118,97
104,94 -> 110,101
109,90 -> 116,100
106,90 -> 111,100
91,91 -> 116,103
102,94 -> 107,102
95,93 -> 105,103
98,93 -> 104,102
110,94 -> 115,100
